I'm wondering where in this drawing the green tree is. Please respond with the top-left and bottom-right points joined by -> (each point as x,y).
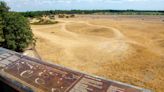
0,1 -> 9,13
0,1 -> 9,44
0,1 -> 34,52
0,16 -> 4,44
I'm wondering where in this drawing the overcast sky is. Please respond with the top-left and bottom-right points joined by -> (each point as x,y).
1,0 -> 164,11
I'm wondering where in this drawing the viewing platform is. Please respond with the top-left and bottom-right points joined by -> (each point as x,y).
0,48 -> 151,92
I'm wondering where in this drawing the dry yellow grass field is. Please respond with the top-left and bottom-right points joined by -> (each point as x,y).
31,15 -> 164,92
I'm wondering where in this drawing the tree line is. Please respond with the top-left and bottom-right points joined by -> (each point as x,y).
0,1 -> 34,52
20,10 -> 164,18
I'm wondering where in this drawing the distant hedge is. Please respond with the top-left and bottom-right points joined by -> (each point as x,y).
19,10 -> 164,18
0,1 -> 34,52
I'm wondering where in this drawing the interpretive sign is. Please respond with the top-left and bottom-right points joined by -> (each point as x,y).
0,48 -> 150,92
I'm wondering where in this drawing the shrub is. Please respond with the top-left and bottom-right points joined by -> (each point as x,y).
0,1 -> 34,52
31,19 -> 58,25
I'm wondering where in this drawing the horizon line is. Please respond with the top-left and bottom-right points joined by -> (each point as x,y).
15,9 -> 164,12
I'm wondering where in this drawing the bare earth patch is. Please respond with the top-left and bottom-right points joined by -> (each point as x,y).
30,15 -> 164,92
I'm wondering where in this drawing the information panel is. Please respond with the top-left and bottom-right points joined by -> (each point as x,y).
0,48 -> 150,92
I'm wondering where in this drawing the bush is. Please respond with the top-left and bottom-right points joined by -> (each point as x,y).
0,1 -> 34,52
31,19 -> 58,25
70,14 -> 75,18
58,14 -> 65,18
